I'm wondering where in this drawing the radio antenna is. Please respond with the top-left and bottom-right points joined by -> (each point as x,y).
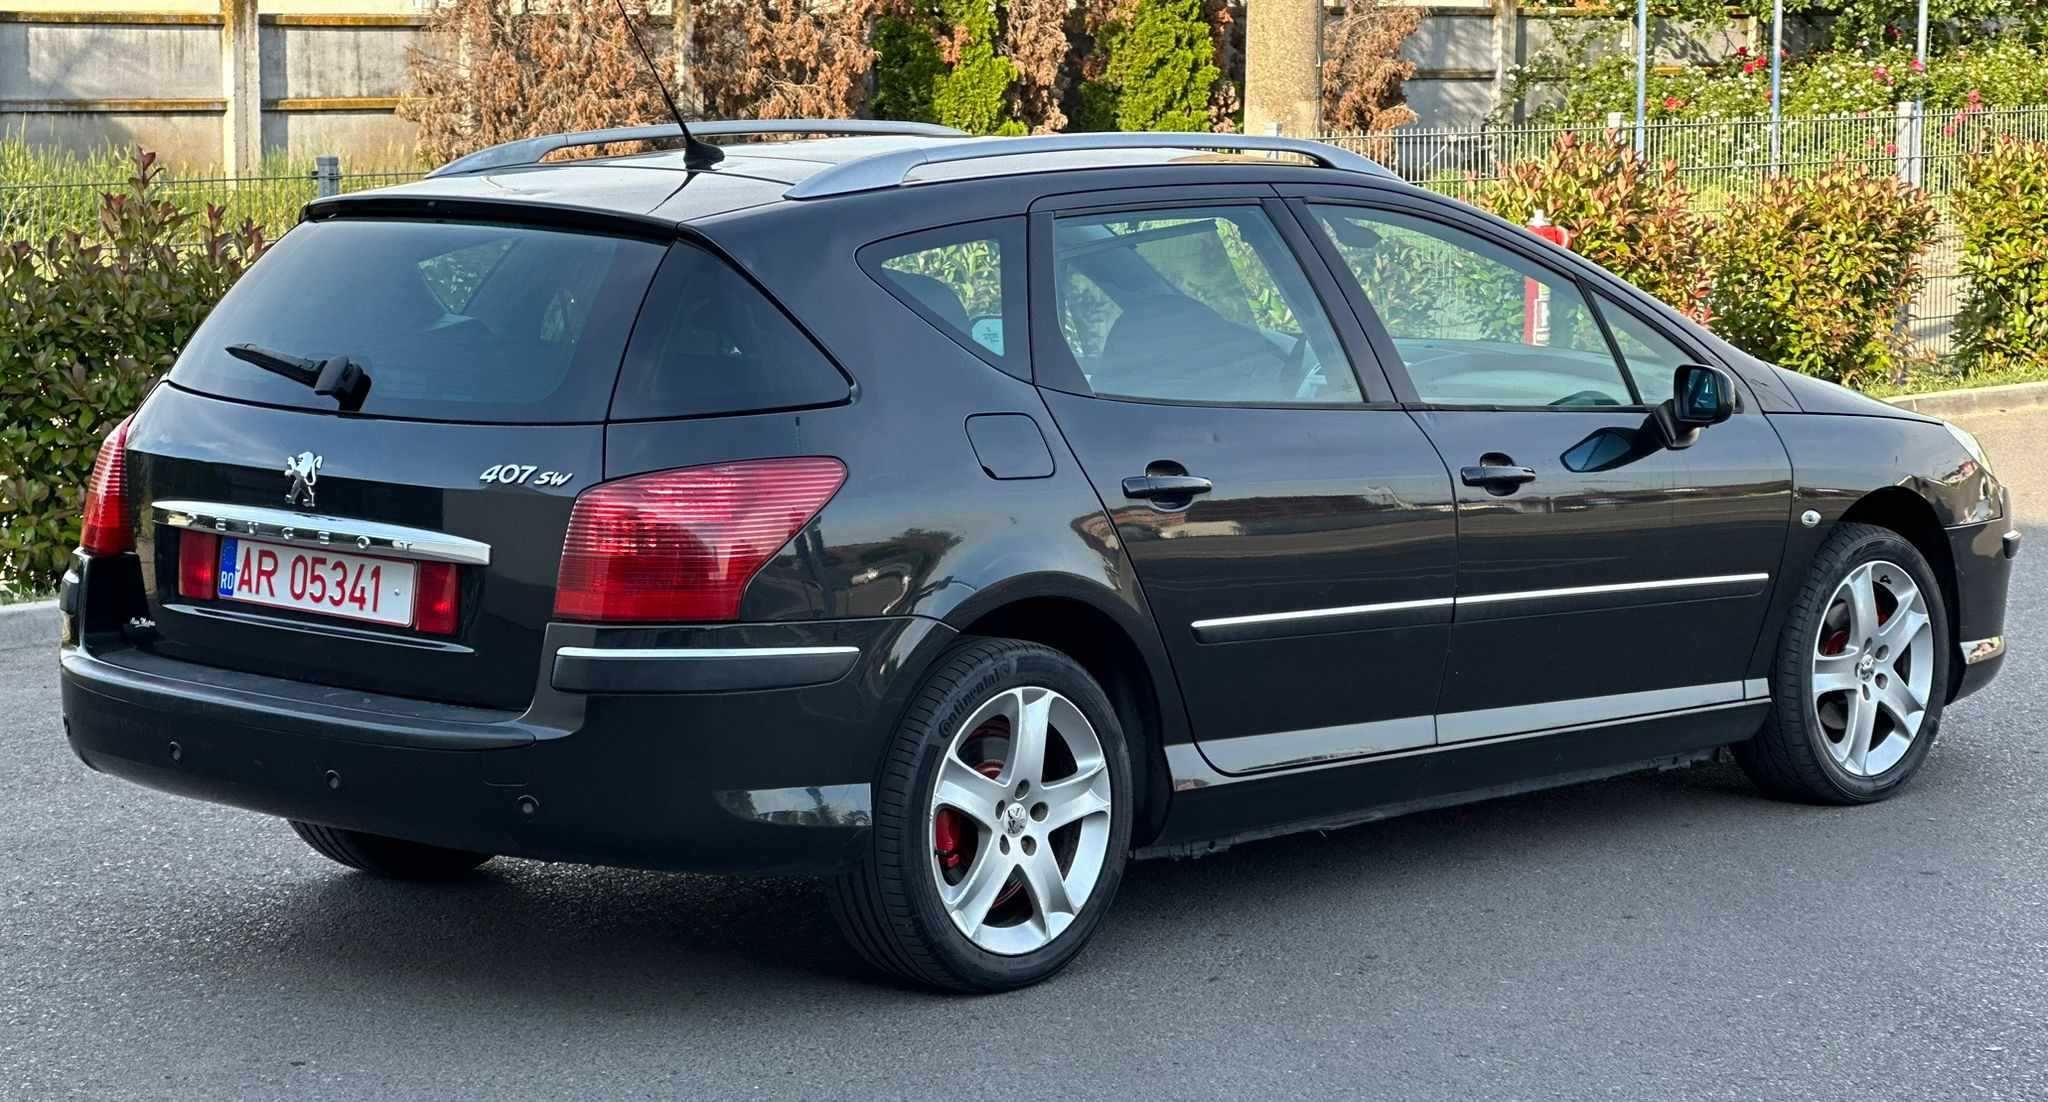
610,0 -> 722,169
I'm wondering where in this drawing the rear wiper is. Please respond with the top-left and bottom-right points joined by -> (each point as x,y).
225,343 -> 371,412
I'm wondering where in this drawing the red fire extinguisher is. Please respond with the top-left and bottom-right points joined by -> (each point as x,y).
1523,210 -> 1572,346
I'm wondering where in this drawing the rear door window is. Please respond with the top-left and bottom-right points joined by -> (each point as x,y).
169,219 -> 666,423
1048,205 -> 1361,405
609,243 -> 851,420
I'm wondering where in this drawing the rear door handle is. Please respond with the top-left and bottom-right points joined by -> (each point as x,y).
1460,464 -> 1537,489
1121,474 -> 1213,500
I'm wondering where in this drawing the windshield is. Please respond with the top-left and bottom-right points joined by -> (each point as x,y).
169,219 -> 666,423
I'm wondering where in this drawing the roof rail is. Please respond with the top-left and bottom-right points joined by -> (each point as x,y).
426,120 -> 969,179
783,132 -> 1394,200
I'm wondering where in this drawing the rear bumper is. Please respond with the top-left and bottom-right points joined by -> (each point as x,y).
61,615 -> 954,876
1947,519 -> 2016,704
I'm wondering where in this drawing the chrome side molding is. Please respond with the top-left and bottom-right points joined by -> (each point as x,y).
1193,573 -> 1771,641
551,645 -> 862,694
1170,681 -> 1769,785
153,500 -> 491,566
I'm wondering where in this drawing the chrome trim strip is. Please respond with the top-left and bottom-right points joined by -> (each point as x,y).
1743,678 -> 1770,699
1456,573 -> 1770,607
1962,636 -> 2005,666
1172,698 -> 1769,790
153,500 -> 491,566
1199,715 -> 1435,774
555,645 -> 860,661
1191,597 -> 1453,632
1189,574 -> 1769,639
1437,681 -> 1746,745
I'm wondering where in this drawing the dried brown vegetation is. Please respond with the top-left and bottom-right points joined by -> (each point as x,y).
401,0 -> 680,166
1320,0 -> 1422,133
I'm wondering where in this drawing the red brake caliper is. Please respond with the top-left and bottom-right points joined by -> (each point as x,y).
934,760 -> 1004,872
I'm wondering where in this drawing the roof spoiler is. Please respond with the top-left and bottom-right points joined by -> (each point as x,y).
427,120 -> 968,179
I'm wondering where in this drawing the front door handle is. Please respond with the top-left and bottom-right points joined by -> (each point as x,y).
1121,474 -> 1214,501
1460,464 -> 1537,490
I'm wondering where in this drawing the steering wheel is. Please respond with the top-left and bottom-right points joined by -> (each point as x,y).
1550,389 -> 1622,408
1280,334 -> 1314,397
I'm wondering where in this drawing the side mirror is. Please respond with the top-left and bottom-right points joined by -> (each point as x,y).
1650,363 -> 1735,449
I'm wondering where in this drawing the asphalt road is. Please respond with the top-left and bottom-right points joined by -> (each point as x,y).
5,406 -> 2046,1102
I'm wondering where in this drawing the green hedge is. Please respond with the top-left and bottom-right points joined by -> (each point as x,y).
1704,166 -> 1936,388
0,151 -> 268,595
1479,137 -> 1938,388
1952,137 -> 2048,378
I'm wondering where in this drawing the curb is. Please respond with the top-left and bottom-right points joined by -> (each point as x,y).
1887,380 -> 2048,419
0,599 -> 59,653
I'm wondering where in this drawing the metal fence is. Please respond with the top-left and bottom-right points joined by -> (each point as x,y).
0,156 -> 422,250
1308,105 -> 2048,358
9,107 -> 2048,358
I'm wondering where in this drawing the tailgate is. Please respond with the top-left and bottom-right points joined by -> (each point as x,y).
128,385 -> 593,710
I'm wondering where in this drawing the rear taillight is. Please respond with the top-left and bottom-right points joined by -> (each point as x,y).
80,416 -> 134,556
414,562 -> 459,635
553,457 -> 846,623
177,529 -> 219,599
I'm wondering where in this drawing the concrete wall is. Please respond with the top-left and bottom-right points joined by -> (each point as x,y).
1393,5 -> 1795,130
2,0 -> 1821,168
0,6 -> 421,169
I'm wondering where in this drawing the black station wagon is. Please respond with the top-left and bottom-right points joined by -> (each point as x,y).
58,122 -> 2016,991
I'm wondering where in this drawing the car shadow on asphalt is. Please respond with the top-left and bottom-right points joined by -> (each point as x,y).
124,758 -> 1807,1001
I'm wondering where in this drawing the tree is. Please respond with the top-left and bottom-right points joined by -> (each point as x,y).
1205,0 -> 1241,131
1004,0 -> 1071,133
401,0 -> 679,165
1320,0 -> 1422,133
1082,0 -> 1221,132
690,0 -> 883,120
872,11 -> 948,124
933,0 -> 1027,134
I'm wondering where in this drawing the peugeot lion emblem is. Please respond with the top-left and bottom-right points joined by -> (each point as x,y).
284,451 -> 323,508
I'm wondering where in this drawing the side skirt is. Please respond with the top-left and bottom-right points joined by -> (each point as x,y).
1140,699 -> 1764,858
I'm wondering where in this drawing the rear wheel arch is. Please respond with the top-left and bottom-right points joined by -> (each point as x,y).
1837,487 -> 1960,697
949,590 -> 1177,847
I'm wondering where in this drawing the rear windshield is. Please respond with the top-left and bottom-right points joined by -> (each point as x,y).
170,219 -> 665,423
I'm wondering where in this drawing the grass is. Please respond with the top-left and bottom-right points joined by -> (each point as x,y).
1866,359 -> 2048,399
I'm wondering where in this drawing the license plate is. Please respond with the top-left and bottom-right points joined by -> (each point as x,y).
216,537 -> 415,627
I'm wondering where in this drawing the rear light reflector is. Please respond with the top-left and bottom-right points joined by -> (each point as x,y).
177,529 -> 220,599
414,562 -> 460,635
80,416 -> 134,556
554,457 -> 847,623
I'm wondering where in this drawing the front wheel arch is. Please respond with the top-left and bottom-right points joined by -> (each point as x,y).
1837,487 -> 1960,700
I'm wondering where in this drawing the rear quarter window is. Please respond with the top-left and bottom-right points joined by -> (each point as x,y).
169,219 -> 666,423
607,243 -> 851,421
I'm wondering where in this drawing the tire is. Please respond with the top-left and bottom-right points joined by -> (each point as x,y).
830,637 -> 1135,993
1734,522 -> 1952,804
288,820 -> 492,880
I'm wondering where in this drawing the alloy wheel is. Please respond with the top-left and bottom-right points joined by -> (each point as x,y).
1811,560 -> 1935,778
928,686 -> 1113,956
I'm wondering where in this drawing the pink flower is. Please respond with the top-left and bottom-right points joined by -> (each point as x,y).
1885,142 -> 1899,154
1874,66 -> 1891,83
1909,58 -> 1925,73
1663,96 -> 1684,110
